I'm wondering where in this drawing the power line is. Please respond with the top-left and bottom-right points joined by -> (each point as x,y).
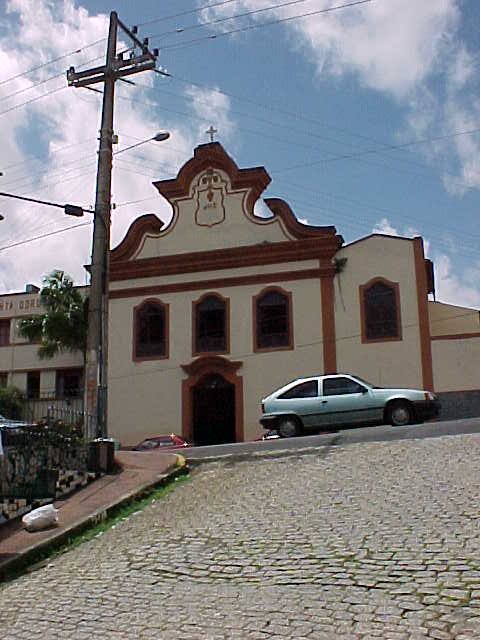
0,85 -> 67,118
0,39 -> 105,87
274,126 -> 480,173
135,76 -> 480,188
138,0 -> 244,27
148,0 -> 326,40
156,0 -> 372,51
115,82 -> 479,191
0,221 -> 91,253
106,309 -> 480,385
0,53 -> 104,105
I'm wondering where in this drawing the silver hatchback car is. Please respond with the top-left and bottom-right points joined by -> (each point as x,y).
260,374 -> 440,438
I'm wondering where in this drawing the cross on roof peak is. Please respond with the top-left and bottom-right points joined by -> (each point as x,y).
205,125 -> 217,143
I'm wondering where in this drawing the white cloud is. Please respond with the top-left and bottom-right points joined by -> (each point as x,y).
185,84 -> 235,146
202,0 -> 480,194
0,0 -> 237,293
372,217 -> 480,309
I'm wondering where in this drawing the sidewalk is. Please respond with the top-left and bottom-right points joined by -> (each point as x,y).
0,450 -> 186,581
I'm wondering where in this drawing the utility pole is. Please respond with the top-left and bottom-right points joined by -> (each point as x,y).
67,12 -> 159,439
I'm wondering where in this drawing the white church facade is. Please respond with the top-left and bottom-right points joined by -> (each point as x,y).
105,142 -> 480,446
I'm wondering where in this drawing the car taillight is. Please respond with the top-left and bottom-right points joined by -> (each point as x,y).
261,402 -> 265,413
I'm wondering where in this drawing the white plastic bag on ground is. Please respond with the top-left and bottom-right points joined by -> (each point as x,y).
22,504 -> 59,532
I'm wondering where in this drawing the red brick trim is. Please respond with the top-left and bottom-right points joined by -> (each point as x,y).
192,292 -> 230,357
109,268 -> 331,300
320,274 -> 337,373
413,238 -> 434,391
359,277 -> 403,344
431,332 -> 480,341
252,286 -> 294,353
264,198 -> 342,241
110,236 -> 340,281
111,214 -> 164,263
181,355 -> 244,443
132,298 -> 170,362
153,142 -> 271,218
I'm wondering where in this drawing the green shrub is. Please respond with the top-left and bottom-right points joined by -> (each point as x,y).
0,385 -> 24,419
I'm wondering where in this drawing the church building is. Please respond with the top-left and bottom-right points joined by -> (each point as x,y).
107,142 -> 480,446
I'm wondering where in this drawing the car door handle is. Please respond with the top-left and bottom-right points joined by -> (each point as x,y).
321,400 -> 328,404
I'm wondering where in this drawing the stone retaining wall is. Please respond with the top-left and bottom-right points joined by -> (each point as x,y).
437,389 -> 480,421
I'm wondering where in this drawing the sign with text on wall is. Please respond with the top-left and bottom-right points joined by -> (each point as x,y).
0,295 -> 41,316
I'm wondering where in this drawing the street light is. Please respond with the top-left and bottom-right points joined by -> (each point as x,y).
113,131 -> 170,156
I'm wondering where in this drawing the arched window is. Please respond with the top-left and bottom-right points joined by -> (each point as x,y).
134,299 -> 168,360
254,288 -> 293,351
193,294 -> 228,354
360,279 -> 401,342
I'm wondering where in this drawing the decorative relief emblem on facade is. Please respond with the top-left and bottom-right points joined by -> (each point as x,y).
194,168 -> 227,227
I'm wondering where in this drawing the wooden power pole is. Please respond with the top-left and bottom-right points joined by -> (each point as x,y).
67,12 -> 159,438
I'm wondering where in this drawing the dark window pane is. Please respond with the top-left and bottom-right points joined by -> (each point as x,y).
257,291 -> 289,348
195,296 -> 226,353
323,377 -> 365,396
56,368 -> 83,398
0,373 -> 7,388
136,302 -> 166,358
364,282 -> 399,339
279,380 -> 318,399
0,320 -> 10,346
26,371 -> 40,399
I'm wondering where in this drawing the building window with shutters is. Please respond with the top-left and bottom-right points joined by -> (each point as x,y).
133,299 -> 169,361
360,278 -> 402,343
253,287 -> 293,352
193,293 -> 229,355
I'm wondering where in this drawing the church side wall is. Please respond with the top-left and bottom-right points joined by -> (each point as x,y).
432,337 -> 480,392
333,236 -> 424,389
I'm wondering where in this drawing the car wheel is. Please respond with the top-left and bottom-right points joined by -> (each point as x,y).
278,417 -> 301,438
387,400 -> 413,427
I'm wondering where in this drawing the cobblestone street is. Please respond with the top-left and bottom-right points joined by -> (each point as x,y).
2,434 -> 480,639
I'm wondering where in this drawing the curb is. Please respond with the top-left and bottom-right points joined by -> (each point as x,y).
186,439 -> 339,466
0,454 -> 188,582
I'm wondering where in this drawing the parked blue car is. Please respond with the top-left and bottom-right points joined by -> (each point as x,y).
260,374 -> 440,438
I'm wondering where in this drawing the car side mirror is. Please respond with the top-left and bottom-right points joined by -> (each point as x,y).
361,387 -> 368,394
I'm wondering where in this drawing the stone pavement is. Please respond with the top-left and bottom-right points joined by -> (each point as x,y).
0,450 -> 180,579
1,434 -> 480,639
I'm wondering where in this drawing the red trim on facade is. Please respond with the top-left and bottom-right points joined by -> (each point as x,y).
153,142 -> 271,218
413,238 -> 434,391
109,268 -> 331,300
110,238 -> 340,282
252,286 -> 294,354
320,275 -> 337,374
181,355 -> 244,443
111,214 -> 164,263
264,198 -> 341,241
359,277 -> 403,344
431,332 -> 480,341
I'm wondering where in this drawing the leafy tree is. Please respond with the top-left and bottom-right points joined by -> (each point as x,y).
0,385 -> 24,419
18,270 -> 88,360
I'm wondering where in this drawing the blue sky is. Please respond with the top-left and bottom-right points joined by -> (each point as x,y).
0,0 -> 479,308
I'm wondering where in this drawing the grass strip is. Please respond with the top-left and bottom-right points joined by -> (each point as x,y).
1,471 -> 190,583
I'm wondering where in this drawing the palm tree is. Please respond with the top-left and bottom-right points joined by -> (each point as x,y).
19,270 -> 88,359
